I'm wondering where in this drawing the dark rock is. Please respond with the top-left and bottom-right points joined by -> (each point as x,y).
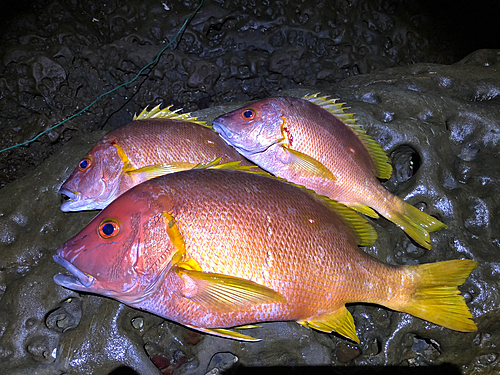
3,49 -> 496,373
0,2 -> 499,372
2,0 -> 499,187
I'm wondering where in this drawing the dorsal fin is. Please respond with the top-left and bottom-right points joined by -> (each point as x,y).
303,93 -> 393,180
133,104 -> 210,128
204,162 -> 377,247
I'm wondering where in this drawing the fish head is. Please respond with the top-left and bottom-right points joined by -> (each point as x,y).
213,98 -> 286,157
54,183 -> 177,304
60,138 -> 126,212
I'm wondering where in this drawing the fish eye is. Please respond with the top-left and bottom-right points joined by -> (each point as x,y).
98,219 -> 120,239
242,109 -> 256,120
78,157 -> 92,172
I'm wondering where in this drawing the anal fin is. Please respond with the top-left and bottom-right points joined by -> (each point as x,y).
346,202 -> 379,219
298,306 -> 360,343
185,325 -> 261,342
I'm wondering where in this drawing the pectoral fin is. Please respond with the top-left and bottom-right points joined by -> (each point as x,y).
185,325 -> 261,341
281,146 -> 336,181
126,162 -> 198,180
176,267 -> 286,312
193,157 -> 257,172
298,306 -> 359,343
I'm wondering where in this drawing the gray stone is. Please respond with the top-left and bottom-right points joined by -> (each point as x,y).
0,49 -> 499,374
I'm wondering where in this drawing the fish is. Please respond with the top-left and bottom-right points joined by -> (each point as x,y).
53,167 -> 477,342
59,105 -> 254,212
212,94 -> 448,249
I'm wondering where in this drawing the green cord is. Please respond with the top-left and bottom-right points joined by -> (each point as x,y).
0,0 -> 203,154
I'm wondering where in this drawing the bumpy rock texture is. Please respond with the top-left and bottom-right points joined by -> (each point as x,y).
1,0 -> 498,187
0,49 -> 499,374
1,0 -> 500,374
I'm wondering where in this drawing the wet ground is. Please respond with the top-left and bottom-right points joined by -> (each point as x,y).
1,1 -> 500,374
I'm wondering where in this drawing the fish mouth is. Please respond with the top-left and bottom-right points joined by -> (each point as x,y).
59,188 -> 81,212
212,121 -> 234,141
53,254 -> 95,289
213,121 -> 263,156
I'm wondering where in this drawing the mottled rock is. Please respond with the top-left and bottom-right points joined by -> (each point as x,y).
0,49 -> 499,374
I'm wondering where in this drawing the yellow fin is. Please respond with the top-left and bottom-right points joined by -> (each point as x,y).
193,157 -> 259,172
322,200 -> 378,247
303,93 -> 392,180
298,306 -> 360,343
234,324 -> 260,329
185,325 -> 261,341
346,202 -> 380,219
126,162 -> 198,180
388,200 -> 448,250
176,268 -> 286,313
281,146 -> 336,181
390,259 -> 478,332
133,104 -> 209,127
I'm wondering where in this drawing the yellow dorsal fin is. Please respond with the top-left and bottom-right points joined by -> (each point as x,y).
176,267 -> 286,313
133,104 -> 209,127
303,93 -> 393,180
184,325 -> 261,341
197,162 -> 377,247
323,199 -> 378,247
298,306 -> 360,343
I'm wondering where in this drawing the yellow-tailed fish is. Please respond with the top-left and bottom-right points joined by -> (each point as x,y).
53,167 -> 476,342
212,94 -> 448,249
60,105 -> 254,211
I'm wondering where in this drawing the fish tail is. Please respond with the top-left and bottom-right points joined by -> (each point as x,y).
385,197 -> 448,249
388,259 -> 478,332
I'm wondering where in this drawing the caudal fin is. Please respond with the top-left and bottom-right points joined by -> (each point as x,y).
390,259 -> 478,332
388,199 -> 448,250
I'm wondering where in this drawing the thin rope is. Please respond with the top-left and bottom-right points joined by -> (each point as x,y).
0,0 -> 203,154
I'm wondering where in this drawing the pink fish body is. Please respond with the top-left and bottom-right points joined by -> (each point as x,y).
54,168 -> 476,342
213,94 -> 447,249
60,107 -> 253,211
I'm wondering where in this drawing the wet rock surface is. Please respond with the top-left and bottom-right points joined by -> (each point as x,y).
0,49 -> 499,374
1,0 -> 499,188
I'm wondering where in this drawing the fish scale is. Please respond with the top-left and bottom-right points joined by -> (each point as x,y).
54,168 -> 476,342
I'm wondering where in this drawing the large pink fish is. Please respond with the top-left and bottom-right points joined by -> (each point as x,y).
54,167 -> 476,342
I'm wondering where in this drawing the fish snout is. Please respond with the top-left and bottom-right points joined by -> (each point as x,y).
212,121 -> 234,141
59,188 -> 80,212
53,254 -> 95,289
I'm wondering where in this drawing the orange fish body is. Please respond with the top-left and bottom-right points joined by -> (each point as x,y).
54,169 -> 476,341
60,107 -> 253,211
213,95 -> 447,249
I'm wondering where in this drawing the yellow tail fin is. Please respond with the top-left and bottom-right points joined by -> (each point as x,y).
390,259 -> 478,332
388,199 -> 448,250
